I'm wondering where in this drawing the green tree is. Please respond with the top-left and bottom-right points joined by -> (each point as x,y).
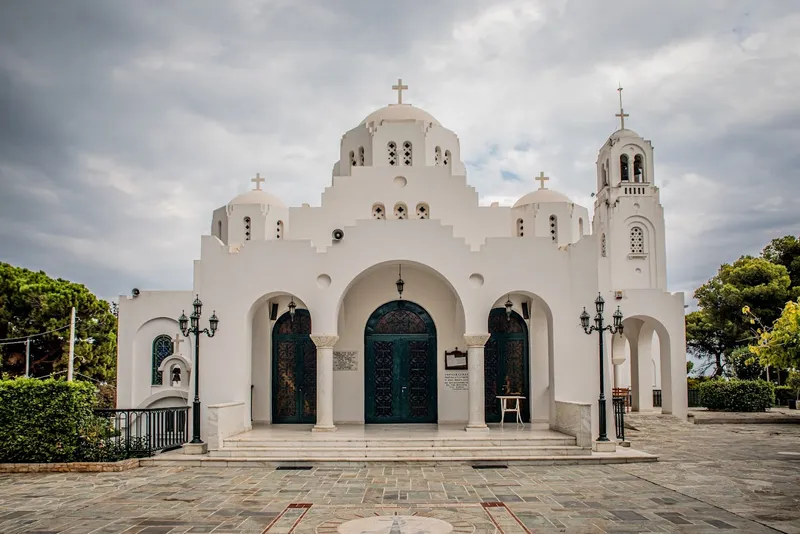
762,235 -> 800,290
750,300 -> 800,369
0,263 -> 117,382
727,346 -> 765,380
688,256 -> 793,376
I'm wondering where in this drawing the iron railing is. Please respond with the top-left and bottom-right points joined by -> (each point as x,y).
93,407 -> 189,456
612,397 -> 626,441
652,389 -> 700,408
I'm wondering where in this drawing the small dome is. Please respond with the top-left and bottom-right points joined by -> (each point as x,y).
513,188 -> 572,208
229,190 -> 286,208
361,104 -> 440,126
610,128 -> 641,140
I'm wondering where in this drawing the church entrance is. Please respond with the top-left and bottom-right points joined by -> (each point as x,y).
364,301 -> 437,424
485,309 -> 530,423
271,309 -> 316,424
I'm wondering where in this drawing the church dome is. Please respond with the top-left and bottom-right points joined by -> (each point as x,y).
360,104 -> 440,126
228,190 -> 286,208
609,128 -> 641,140
513,188 -> 572,208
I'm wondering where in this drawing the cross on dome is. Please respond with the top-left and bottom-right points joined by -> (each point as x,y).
616,84 -> 630,130
392,78 -> 408,104
535,171 -> 550,189
251,173 -> 265,191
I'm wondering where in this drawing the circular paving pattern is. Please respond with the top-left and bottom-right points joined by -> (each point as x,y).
336,515 -> 453,534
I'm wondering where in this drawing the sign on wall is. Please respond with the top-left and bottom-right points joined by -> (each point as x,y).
444,349 -> 468,370
444,371 -> 469,390
333,350 -> 358,371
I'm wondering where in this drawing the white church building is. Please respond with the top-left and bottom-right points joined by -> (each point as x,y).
116,82 -> 687,455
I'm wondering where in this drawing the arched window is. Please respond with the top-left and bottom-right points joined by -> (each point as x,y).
402,141 -> 412,166
516,218 -> 524,237
443,150 -> 451,166
152,334 -> 173,385
276,220 -> 284,240
416,203 -> 429,219
394,202 -> 408,220
388,142 -> 397,166
434,146 -> 442,165
216,220 -> 222,240
578,218 -> 584,236
372,203 -> 386,220
549,215 -> 558,242
358,146 -> 365,166
633,154 -> 644,183
601,233 -> 607,257
602,164 -> 608,187
349,150 -> 356,167
630,226 -> 645,254
620,154 -> 630,182
244,217 -> 251,241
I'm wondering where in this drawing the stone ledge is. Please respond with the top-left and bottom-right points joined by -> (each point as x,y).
0,458 -> 140,473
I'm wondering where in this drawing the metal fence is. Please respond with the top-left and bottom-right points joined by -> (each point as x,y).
612,397 -> 626,441
93,407 -> 189,456
652,389 -> 700,408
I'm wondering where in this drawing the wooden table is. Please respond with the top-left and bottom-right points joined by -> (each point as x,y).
496,395 -> 526,427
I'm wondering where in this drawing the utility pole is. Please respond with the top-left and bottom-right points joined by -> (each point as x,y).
25,338 -> 30,378
67,307 -> 76,382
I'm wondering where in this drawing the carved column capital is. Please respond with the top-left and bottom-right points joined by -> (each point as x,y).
463,333 -> 491,348
310,334 -> 339,349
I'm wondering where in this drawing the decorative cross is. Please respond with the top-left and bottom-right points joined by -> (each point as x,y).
535,171 -> 550,189
251,173 -> 265,191
616,84 -> 629,130
392,78 -> 408,104
173,333 -> 184,354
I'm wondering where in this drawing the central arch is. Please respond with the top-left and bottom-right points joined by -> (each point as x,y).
364,300 -> 437,424
485,308 -> 530,423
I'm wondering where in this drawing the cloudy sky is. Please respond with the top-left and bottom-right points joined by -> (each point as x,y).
1,0 -> 799,303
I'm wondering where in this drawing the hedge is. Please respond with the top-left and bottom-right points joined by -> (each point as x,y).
698,379 -> 775,412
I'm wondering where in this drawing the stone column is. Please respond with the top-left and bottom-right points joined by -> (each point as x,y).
310,334 -> 338,432
464,334 -> 491,432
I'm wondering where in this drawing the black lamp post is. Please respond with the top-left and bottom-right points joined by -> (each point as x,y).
580,293 -> 623,442
179,295 -> 218,444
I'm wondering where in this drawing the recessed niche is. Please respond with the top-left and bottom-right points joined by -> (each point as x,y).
635,268 -> 642,274
316,274 -> 331,288
633,203 -> 641,210
469,273 -> 484,287
393,176 -> 407,188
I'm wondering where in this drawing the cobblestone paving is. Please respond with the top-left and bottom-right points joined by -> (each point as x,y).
0,416 -> 797,533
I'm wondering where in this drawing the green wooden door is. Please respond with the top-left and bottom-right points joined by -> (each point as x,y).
272,310 -> 316,424
485,309 -> 530,423
365,301 -> 437,424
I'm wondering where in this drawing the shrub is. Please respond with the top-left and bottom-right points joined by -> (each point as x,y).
698,379 -> 775,412
774,386 -> 794,405
0,378 -> 98,462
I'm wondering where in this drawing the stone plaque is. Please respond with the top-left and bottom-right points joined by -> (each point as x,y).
444,371 -> 469,390
338,516 -> 452,534
333,350 -> 358,371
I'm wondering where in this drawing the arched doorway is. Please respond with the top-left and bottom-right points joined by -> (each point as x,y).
271,309 -> 316,424
485,308 -> 530,423
364,300 -> 437,424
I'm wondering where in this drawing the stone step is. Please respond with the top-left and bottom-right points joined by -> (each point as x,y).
222,437 -> 577,449
208,445 -> 587,459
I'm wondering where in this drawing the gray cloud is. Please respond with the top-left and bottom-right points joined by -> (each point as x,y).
1,0 -> 798,303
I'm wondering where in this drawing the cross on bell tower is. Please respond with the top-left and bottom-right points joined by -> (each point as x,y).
615,84 -> 630,130
392,78 -> 408,104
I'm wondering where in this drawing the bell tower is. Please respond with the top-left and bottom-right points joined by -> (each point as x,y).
593,86 -> 667,292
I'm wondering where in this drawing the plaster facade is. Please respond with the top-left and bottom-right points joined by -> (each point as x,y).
116,92 -> 687,445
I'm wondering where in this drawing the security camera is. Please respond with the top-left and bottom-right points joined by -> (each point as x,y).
132,288 -> 140,297
332,229 -> 344,242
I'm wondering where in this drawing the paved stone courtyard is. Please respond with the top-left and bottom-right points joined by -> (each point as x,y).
0,415 -> 798,533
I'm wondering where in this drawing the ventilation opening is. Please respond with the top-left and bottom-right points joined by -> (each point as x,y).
472,464 -> 508,470
275,465 -> 313,471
